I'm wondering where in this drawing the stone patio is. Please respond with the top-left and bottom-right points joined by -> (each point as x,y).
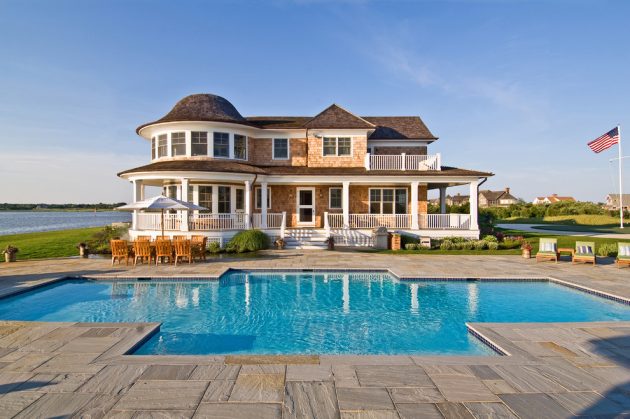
0,251 -> 629,418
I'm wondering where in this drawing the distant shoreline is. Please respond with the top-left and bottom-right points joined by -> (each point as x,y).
0,209 -> 121,212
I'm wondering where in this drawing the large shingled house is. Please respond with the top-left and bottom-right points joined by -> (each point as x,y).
118,94 -> 493,247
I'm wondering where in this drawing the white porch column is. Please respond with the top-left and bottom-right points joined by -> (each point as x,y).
469,180 -> 479,230
411,181 -> 419,230
342,181 -> 350,229
181,178 -> 189,231
261,182 -> 268,229
244,180 -> 251,229
132,179 -> 142,230
439,186 -> 447,214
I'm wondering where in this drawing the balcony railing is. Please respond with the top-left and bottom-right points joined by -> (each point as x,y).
364,153 -> 441,171
326,213 -> 471,230
252,213 -> 285,229
189,213 -> 247,231
136,212 -> 285,232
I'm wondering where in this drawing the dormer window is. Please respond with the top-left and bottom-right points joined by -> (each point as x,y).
213,132 -> 229,158
171,132 -> 186,157
234,134 -> 247,160
157,134 -> 168,158
323,137 -> 351,157
191,132 -> 208,156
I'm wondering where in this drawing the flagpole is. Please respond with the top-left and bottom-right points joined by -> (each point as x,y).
617,125 -> 623,228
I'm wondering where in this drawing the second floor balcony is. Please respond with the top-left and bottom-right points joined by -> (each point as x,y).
365,153 -> 441,171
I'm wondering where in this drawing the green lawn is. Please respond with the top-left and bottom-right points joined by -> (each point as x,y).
0,227 -> 102,260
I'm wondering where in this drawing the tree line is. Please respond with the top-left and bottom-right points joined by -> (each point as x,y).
0,203 -> 127,211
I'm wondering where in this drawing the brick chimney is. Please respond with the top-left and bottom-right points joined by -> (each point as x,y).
505,187 -> 510,194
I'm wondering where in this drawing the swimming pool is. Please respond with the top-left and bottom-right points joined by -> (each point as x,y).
0,270 -> 629,355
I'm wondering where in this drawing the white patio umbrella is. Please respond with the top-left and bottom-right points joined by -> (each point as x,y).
116,195 -> 206,238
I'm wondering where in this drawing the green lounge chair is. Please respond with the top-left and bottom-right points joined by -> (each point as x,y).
617,242 -> 630,268
573,241 -> 595,265
536,238 -> 559,263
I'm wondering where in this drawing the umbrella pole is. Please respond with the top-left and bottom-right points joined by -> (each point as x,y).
161,209 -> 165,239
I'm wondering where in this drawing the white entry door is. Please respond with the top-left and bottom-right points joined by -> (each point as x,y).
296,187 -> 316,226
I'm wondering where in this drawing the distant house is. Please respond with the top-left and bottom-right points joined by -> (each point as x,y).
478,188 -> 518,208
446,193 -> 470,206
533,194 -> 576,205
604,194 -> 630,211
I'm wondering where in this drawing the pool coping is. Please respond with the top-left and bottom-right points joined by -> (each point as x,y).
1,267 -> 629,362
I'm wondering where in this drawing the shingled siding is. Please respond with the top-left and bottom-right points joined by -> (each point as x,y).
253,184 -> 428,228
372,146 -> 427,155
307,136 -> 367,168
248,138 -> 307,166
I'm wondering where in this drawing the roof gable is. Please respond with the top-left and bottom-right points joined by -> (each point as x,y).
304,104 -> 375,129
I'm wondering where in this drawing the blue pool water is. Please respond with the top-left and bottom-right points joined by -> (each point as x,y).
0,271 -> 629,355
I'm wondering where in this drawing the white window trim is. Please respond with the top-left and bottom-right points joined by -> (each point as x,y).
322,136 -> 353,157
170,131 -> 187,157
191,131 -> 210,157
254,187 -> 272,209
156,133 -> 169,159
212,131 -> 231,159
368,187 -> 408,214
329,187 -> 342,209
272,138 -> 290,160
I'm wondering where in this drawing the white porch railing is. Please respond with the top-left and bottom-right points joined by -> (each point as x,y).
189,213 -> 247,231
364,153 -> 441,171
419,214 -> 471,229
325,213 -> 471,230
252,213 -> 284,229
136,213 -> 181,231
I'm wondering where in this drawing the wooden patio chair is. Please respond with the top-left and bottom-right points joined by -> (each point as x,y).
133,240 -> 153,266
155,239 -> 173,265
172,235 -> 187,241
136,235 -> 152,241
191,236 -> 207,261
573,241 -> 596,265
174,240 -> 193,266
616,242 -> 630,268
110,240 -> 131,266
536,238 -> 559,263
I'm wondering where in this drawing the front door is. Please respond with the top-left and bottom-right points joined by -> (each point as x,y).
296,187 -> 316,226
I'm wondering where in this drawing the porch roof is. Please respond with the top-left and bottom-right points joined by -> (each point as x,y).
118,160 -> 493,178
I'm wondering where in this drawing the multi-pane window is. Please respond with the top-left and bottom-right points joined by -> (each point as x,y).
151,137 -> 156,159
157,134 -> 168,157
191,132 -> 208,156
198,186 -> 212,212
234,134 -> 247,160
171,132 -> 186,156
218,186 -> 231,213
164,185 -> 178,199
255,187 -> 271,209
213,132 -> 229,158
235,189 -> 245,211
186,185 -> 193,203
369,188 -> 407,214
329,188 -> 342,209
273,138 -> 289,159
323,137 -> 351,156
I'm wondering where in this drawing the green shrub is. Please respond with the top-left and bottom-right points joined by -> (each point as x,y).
87,226 -> 128,254
207,241 -> 222,254
225,230 -> 269,253
473,240 -> 487,250
597,243 -> 618,257
405,243 -> 418,250
482,235 -> 498,243
440,240 -> 453,250
450,237 -> 468,244
500,239 -> 522,250
461,241 -> 475,250
487,242 -> 499,251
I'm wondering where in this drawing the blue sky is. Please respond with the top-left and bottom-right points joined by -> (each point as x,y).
1,0 -> 629,203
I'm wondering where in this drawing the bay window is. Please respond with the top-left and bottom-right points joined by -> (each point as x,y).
273,138 -> 289,159
213,132 -> 229,158
234,134 -> 247,160
157,134 -> 168,158
198,186 -> 212,212
369,188 -> 407,214
191,132 -> 208,156
323,137 -> 351,156
171,132 -> 186,156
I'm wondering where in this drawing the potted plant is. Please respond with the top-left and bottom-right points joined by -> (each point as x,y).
77,242 -> 89,258
3,245 -> 18,263
325,236 -> 335,250
521,241 -> 533,259
274,237 -> 286,250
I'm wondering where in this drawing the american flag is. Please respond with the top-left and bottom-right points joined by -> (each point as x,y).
588,127 -> 620,153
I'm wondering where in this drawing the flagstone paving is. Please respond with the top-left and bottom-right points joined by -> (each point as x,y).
0,252 -> 628,417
